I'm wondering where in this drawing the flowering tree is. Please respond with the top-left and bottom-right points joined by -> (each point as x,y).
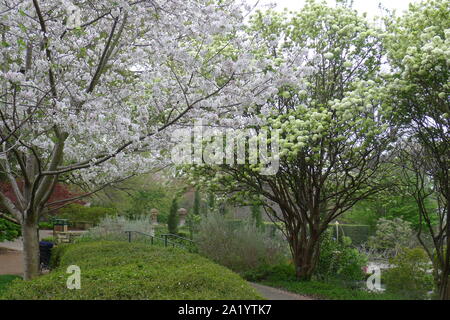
384,0 -> 449,299
187,2 -> 396,280
0,0 -> 288,279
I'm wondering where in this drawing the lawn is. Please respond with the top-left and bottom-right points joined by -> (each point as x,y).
260,279 -> 404,300
0,275 -> 21,295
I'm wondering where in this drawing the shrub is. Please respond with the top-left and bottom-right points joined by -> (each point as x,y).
242,262 -> 296,282
1,241 -> 262,300
78,215 -> 153,242
383,247 -> 434,300
315,230 -> 368,283
58,204 -> 117,225
368,218 -> 415,257
195,213 -> 287,274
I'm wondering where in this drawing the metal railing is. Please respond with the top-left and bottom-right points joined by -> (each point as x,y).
124,230 -> 196,251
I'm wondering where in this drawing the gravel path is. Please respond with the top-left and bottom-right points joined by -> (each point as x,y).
250,282 -> 314,300
0,230 -> 53,276
0,248 -> 23,275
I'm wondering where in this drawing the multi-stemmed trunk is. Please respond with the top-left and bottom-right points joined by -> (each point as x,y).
291,239 -> 320,281
286,219 -> 322,281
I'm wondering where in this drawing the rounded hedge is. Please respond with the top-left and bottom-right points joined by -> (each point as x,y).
1,241 -> 262,300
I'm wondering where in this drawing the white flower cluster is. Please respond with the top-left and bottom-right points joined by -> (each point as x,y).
0,0 -> 306,186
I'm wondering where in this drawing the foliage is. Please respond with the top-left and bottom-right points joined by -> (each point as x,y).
0,218 -> 20,241
0,241 -> 262,300
368,218 -> 415,257
58,204 -> 117,225
195,213 -> 287,274
167,198 -> 179,235
384,248 -> 434,300
79,215 -> 153,242
315,230 -> 368,282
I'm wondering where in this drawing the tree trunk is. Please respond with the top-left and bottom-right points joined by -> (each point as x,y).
291,234 -> 320,281
438,270 -> 450,300
22,220 -> 40,280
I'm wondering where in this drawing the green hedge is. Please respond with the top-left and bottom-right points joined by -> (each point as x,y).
1,241 -> 262,300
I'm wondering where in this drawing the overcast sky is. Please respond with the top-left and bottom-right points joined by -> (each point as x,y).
255,0 -> 419,17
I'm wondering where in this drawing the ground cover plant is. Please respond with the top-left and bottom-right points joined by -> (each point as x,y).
0,241 -> 262,300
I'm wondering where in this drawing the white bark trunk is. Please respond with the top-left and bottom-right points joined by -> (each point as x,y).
22,221 -> 40,280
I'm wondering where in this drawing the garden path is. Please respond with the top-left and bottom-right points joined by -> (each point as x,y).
250,282 -> 314,300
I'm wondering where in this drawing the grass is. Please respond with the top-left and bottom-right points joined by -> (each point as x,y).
260,279 -> 404,300
0,275 -> 21,295
245,262 -> 405,300
1,241 -> 262,300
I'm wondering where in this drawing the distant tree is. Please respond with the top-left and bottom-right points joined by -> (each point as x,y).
368,218 -> 415,257
167,198 -> 179,235
207,193 -> 216,214
187,2 -> 394,280
251,204 -> 263,229
193,189 -> 201,216
384,0 -> 449,299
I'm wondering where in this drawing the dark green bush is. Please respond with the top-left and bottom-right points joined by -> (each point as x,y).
58,204 -> 117,225
1,241 -> 261,300
384,247 -> 434,299
0,218 -> 20,241
243,263 -> 296,282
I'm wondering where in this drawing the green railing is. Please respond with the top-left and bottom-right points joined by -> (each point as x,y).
124,231 -> 196,251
